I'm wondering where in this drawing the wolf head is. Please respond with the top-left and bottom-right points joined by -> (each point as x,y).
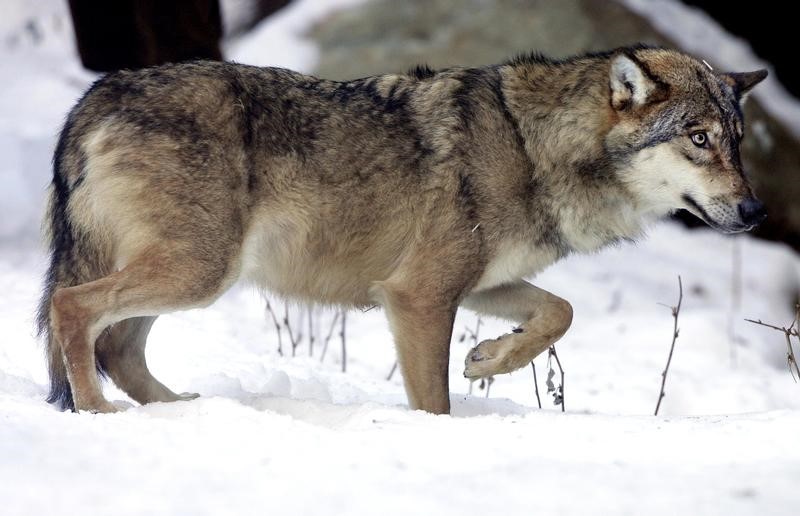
606,48 -> 768,233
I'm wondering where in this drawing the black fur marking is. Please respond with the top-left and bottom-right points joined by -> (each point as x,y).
408,64 -> 436,80
228,73 -> 257,149
681,150 -> 697,164
504,51 -> 551,67
622,50 -> 670,95
682,194 -> 715,226
575,154 -> 616,180
490,68 -> 528,154
454,68 -> 485,130
505,44 -> 662,68
623,80 -> 634,95
458,171 -> 479,223
231,69 -> 328,161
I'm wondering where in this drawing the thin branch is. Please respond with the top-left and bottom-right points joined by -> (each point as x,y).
655,275 -> 683,416
340,311 -> 347,373
745,306 -> 800,382
284,304 -> 299,357
549,345 -> 565,412
265,301 -> 284,356
745,318 -> 790,333
308,305 -> 315,357
531,361 -> 542,409
387,361 -> 397,381
320,311 -> 340,363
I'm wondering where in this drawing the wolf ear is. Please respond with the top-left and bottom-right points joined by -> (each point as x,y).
720,70 -> 768,103
609,54 -> 668,111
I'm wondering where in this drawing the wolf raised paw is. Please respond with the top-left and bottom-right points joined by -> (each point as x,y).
463,334 -> 521,380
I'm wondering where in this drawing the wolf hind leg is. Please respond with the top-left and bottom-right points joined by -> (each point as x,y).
96,316 -> 198,405
50,245 -> 234,413
461,281 -> 573,380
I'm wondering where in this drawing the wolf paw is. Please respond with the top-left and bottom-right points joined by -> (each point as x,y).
178,392 -> 200,401
78,400 -> 120,414
463,336 -> 514,380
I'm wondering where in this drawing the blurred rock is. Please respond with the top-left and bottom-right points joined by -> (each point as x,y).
308,0 -> 800,251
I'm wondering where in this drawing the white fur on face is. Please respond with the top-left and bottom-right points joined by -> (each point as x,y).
618,143 -> 740,229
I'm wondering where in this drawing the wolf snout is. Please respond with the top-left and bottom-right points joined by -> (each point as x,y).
738,197 -> 767,227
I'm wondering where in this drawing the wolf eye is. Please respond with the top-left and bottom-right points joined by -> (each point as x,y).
690,132 -> 708,147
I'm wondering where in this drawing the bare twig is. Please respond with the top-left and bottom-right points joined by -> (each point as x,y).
340,312 -> 348,373
284,304 -> 299,357
320,311 -> 340,363
463,316 -> 485,392
655,276 -> 683,416
461,316 -> 483,345
387,361 -> 397,381
531,361 -> 542,409
308,305 -> 315,357
265,300 -> 284,356
548,345 -> 565,412
745,304 -> 800,382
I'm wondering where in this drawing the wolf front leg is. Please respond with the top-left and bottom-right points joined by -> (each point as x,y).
375,280 -> 458,414
461,281 -> 573,379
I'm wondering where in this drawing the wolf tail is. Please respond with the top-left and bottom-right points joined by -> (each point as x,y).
36,119 -> 109,411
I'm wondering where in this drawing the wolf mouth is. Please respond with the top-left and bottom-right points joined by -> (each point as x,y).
681,194 -> 751,234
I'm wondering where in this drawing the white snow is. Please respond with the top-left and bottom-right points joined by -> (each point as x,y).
2,1 -> 800,515
224,0 -> 370,71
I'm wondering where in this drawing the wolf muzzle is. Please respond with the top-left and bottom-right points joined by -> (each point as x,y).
738,197 -> 767,227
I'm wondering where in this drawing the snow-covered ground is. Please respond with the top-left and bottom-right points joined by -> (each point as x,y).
2,1 -> 799,515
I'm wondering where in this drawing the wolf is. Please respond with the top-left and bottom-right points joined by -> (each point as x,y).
36,45 -> 767,414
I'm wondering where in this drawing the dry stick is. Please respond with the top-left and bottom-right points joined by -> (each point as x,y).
464,316 -> 488,393
744,309 -> 800,382
463,316 -> 483,347
340,312 -> 348,373
549,345 -> 565,412
295,311 -> 304,351
654,275 -> 683,416
387,361 -> 397,381
265,300 -> 284,356
319,311 -> 340,363
531,362 -> 542,409
284,304 -> 299,357
308,305 -> 315,357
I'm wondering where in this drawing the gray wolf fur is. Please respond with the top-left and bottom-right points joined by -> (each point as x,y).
37,46 -> 767,414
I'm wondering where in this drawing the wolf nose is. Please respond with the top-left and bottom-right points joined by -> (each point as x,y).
738,197 -> 767,226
